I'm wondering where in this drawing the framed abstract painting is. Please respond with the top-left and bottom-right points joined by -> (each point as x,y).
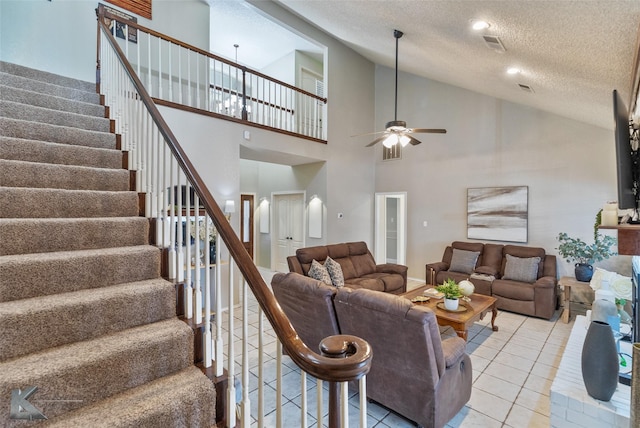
467,186 -> 528,243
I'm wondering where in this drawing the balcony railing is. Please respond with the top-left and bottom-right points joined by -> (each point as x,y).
97,7 -> 367,428
100,8 -> 326,142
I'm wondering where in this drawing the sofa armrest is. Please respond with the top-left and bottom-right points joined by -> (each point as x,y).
441,336 -> 467,368
533,276 -> 556,289
376,263 -> 408,276
426,261 -> 448,285
287,255 -> 304,275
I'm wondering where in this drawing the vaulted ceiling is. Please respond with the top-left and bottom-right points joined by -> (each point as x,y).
211,1 -> 640,130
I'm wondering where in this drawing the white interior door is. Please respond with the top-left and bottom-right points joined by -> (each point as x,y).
273,193 -> 305,272
374,192 -> 407,265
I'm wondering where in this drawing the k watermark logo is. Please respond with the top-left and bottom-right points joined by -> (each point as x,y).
10,386 -> 46,420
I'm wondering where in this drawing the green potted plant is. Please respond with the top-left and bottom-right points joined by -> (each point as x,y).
436,278 -> 462,310
556,211 -> 617,282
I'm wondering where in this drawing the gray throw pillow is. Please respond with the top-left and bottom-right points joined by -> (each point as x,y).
449,249 -> 480,274
308,259 -> 332,285
502,254 -> 541,283
324,256 -> 345,288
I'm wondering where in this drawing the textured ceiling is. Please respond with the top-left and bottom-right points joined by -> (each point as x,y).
210,1 -> 640,130
273,0 -> 640,130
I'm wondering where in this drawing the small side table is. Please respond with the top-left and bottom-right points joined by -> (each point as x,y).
558,276 -> 594,323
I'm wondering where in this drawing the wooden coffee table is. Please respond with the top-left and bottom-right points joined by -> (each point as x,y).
401,285 -> 498,341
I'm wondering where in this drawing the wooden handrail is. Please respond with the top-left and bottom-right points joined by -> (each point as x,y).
97,11 -> 370,384
99,8 -> 326,104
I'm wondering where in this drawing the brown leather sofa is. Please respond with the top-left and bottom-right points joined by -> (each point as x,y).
287,241 -> 407,294
271,272 -> 472,428
426,241 -> 558,319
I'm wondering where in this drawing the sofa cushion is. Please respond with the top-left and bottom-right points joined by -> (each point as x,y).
449,248 -> 480,274
350,247 -> 377,277
344,276 -> 385,292
325,256 -> 345,288
492,279 -> 536,301
502,254 -> 541,283
308,259 -> 332,285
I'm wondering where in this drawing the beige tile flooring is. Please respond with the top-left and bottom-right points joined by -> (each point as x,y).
225,273 -> 574,427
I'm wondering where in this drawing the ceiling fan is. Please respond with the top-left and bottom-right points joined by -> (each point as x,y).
363,29 -> 446,148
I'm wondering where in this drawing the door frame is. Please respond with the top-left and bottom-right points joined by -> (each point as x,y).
240,193 -> 256,260
270,191 -> 306,271
374,192 -> 407,265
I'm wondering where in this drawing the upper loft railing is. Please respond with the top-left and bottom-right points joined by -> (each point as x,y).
99,8 -> 326,143
96,7 -> 368,428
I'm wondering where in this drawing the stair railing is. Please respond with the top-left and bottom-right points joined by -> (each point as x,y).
97,6 -> 326,143
97,9 -> 370,428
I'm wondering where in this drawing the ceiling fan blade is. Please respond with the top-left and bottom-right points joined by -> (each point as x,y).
407,135 -> 422,146
409,128 -> 447,134
366,135 -> 388,147
351,129 -> 386,138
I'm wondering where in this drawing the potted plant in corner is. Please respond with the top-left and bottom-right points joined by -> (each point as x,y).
436,279 -> 463,311
556,211 -> 617,282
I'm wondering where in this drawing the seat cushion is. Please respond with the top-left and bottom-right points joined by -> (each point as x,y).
344,276 -> 385,292
492,279 -> 535,301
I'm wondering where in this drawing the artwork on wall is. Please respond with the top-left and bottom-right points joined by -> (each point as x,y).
467,186 -> 528,243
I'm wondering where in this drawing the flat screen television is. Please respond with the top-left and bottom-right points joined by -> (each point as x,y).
613,89 -> 637,210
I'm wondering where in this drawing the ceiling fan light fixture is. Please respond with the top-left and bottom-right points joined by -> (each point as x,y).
399,134 -> 411,147
383,134 -> 398,148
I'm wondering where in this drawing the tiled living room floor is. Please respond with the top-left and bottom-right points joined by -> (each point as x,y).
225,272 -> 574,427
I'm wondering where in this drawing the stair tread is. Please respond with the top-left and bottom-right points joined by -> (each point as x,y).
0,319 -> 194,422
0,62 -> 96,93
0,136 -> 123,169
41,366 -> 215,428
0,99 -> 111,133
0,158 -> 129,191
0,278 -> 176,361
0,84 -> 105,118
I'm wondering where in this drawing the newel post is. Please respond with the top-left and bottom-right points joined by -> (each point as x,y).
320,336 -> 353,428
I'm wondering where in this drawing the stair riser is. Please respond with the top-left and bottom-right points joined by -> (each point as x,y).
0,85 -> 105,118
0,246 -> 161,302
0,137 -> 123,170
0,61 -> 96,93
0,187 -> 139,219
0,280 -> 176,361
0,117 -> 116,150
0,100 -> 111,133
0,320 -> 194,423
0,218 -> 149,256
0,159 -> 130,191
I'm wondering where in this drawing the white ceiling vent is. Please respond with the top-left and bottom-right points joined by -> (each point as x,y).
518,83 -> 534,93
482,35 -> 506,52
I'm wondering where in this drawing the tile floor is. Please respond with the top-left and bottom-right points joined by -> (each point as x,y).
222,273 -> 574,427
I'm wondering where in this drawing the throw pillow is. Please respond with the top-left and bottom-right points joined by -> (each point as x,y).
502,254 -> 540,283
308,259 -> 332,285
324,256 -> 345,288
449,249 -> 480,274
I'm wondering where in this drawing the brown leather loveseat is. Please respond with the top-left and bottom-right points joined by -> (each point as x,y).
287,241 -> 407,294
271,272 -> 472,428
426,241 -> 557,319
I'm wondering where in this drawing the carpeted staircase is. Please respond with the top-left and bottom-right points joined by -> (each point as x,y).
0,62 -> 216,427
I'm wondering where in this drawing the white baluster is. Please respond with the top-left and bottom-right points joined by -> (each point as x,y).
194,195 -> 202,326
227,258 -> 236,428
341,382 -> 349,428
316,378 -> 323,427
359,377 -> 367,428
178,47 -> 183,104
203,215 -> 212,368
167,157 -> 176,279
301,372 -> 307,428
185,183 -> 193,319
176,172 -> 184,283
276,340 -> 283,428
214,232 -> 223,376
168,41 -> 173,102
258,309 -> 265,427
241,279 -> 250,428
158,36 -> 162,99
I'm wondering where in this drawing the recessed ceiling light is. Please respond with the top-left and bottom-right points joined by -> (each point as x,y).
507,67 -> 521,75
471,20 -> 490,31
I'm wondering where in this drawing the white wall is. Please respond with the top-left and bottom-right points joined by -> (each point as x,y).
374,66 -> 630,279
0,0 -> 210,83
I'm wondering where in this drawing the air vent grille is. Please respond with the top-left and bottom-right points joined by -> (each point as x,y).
518,83 -> 534,93
482,35 -> 506,52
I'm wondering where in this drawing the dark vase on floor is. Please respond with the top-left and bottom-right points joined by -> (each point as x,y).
581,320 -> 618,401
575,263 -> 594,282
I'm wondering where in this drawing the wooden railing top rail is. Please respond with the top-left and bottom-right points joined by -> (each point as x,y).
99,8 -> 327,104
97,12 -> 369,383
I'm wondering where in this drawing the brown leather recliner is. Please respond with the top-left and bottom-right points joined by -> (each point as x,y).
271,272 -> 472,428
